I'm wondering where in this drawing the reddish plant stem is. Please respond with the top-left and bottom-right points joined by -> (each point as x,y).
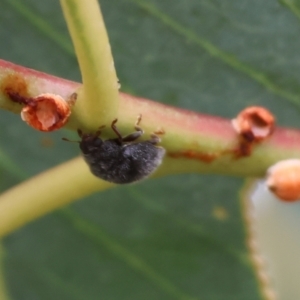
1,59 -> 300,177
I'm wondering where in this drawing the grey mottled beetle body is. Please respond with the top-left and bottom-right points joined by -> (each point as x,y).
78,117 -> 165,184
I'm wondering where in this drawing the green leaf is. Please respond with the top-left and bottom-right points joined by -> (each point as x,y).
2,0 -> 300,298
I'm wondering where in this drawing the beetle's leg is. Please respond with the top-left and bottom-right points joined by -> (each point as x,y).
148,127 -> 165,145
134,114 -> 142,131
74,125 -> 105,141
122,131 -> 143,142
93,125 -> 105,139
149,134 -> 161,145
122,114 -> 144,142
111,119 -> 124,142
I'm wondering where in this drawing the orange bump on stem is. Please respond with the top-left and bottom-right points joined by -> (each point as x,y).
266,159 -> 300,202
8,92 -> 76,131
232,106 -> 275,157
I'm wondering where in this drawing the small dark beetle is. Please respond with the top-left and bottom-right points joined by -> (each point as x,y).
76,116 -> 165,184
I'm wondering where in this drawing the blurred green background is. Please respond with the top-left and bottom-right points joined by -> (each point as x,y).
1,0 -> 300,299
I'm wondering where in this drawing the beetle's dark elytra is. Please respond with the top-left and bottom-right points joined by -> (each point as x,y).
78,116 -> 165,184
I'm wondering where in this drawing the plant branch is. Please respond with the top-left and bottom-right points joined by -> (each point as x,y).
60,0 -> 120,127
1,58 -> 300,171
1,60 -> 300,236
1,59 -> 300,176
0,244 -> 9,300
0,157 -> 114,237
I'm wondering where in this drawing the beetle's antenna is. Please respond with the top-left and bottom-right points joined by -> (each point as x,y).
62,137 -> 80,143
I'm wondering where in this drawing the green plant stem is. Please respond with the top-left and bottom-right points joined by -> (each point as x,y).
60,0 -> 120,128
0,157 -> 113,237
0,244 -> 9,300
0,155 -> 210,238
0,152 -> 298,238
